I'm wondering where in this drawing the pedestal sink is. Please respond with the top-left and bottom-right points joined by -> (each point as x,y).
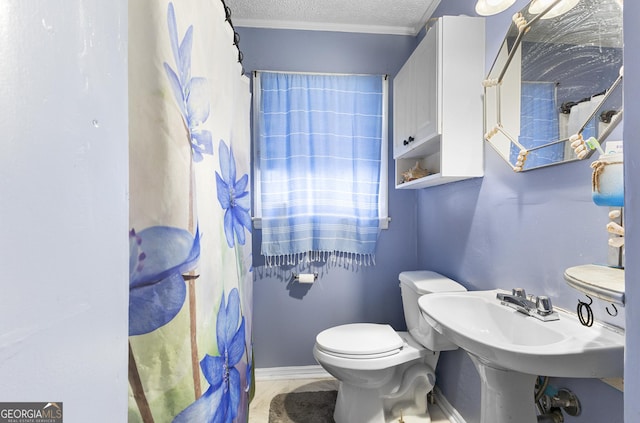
418,289 -> 624,423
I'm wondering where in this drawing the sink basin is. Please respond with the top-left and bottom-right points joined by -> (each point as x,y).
418,289 -> 625,423
418,289 -> 624,378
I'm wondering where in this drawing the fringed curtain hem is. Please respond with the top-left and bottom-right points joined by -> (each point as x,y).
264,251 -> 376,268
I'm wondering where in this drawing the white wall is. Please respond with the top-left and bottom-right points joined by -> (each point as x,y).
0,1 -> 129,421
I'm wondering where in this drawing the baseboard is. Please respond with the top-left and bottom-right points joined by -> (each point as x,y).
433,386 -> 467,423
255,365 -> 332,381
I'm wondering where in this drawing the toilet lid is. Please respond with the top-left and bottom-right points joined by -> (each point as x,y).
316,323 -> 404,356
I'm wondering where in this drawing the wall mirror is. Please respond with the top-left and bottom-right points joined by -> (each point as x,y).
483,0 -> 623,172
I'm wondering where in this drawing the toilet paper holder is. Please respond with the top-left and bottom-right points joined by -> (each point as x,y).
293,273 -> 318,283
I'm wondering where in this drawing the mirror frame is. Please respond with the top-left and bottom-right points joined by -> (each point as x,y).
483,0 -> 624,172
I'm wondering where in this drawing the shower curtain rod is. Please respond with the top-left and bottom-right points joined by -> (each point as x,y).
560,89 -> 607,114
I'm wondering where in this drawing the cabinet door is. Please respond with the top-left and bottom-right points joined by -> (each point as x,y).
392,56 -> 415,158
394,15 -> 485,189
413,23 -> 439,145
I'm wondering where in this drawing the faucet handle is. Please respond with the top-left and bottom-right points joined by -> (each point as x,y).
536,296 -> 554,315
512,288 -> 527,298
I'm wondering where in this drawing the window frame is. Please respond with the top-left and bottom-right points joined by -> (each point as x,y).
251,70 -> 389,230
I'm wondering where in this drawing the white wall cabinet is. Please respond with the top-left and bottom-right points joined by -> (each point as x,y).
393,16 -> 485,189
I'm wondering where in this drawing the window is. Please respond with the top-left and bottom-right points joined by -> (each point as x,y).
253,71 -> 388,266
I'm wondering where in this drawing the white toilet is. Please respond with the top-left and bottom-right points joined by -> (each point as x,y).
313,271 -> 467,423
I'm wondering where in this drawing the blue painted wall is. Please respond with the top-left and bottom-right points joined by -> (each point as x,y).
239,0 -> 639,420
622,1 -> 640,421
420,1 -> 627,422
239,27 -> 420,367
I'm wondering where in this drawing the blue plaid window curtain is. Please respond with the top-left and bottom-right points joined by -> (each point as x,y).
257,72 -> 384,266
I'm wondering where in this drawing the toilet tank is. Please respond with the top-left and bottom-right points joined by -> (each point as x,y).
399,270 -> 467,351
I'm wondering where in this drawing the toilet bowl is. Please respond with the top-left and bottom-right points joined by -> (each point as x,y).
313,271 -> 466,423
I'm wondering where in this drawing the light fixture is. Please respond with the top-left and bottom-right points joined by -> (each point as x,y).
529,0 -> 580,19
475,0 -> 516,16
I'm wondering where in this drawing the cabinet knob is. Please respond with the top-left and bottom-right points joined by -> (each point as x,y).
408,136 -> 415,142
403,139 -> 409,146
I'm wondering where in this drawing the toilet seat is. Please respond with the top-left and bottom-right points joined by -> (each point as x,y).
313,331 -> 430,371
316,323 -> 404,359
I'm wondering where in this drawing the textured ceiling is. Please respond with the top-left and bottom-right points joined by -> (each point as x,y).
224,0 -> 442,35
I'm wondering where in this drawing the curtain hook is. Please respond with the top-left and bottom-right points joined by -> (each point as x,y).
222,1 -> 232,22
606,303 -> 618,317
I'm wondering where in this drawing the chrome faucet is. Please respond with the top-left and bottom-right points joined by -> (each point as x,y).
496,288 -> 559,321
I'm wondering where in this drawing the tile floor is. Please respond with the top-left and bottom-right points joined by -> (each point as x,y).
249,377 -> 452,422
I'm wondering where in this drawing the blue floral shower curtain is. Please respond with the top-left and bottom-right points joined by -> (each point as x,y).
128,1 -> 252,422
